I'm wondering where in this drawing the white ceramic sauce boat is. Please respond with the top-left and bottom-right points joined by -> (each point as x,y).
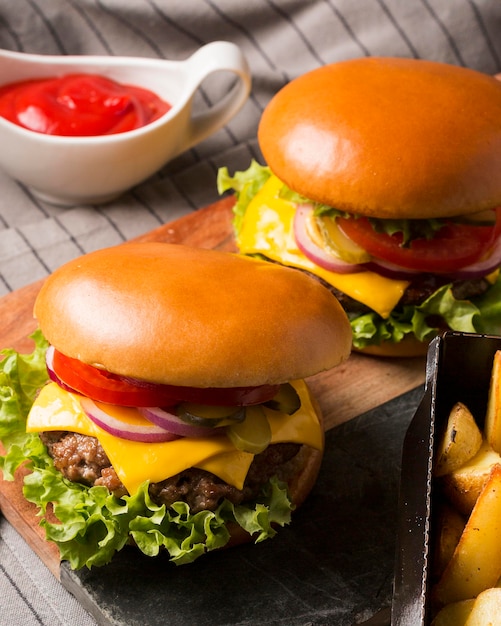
0,41 -> 251,205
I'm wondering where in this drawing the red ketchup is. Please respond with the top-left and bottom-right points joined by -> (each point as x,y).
0,73 -> 171,136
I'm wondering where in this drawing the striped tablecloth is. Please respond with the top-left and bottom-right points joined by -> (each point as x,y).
0,2 -> 499,624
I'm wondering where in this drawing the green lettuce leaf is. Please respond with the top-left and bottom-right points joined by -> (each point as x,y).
217,160 -> 271,233
349,275 -> 501,350
0,331 -> 294,569
217,161 -> 446,245
0,329 -> 49,447
218,162 -> 501,350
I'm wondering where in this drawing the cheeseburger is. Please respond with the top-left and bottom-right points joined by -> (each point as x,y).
0,242 -> 351,569
218,57 -> 501,356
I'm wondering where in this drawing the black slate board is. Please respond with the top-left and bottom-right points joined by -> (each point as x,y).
60,386 -> 424,626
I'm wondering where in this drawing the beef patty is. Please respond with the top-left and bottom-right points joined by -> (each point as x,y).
39,431 -> 300,513
316,272 -> 491,316
259,255 -> 492,316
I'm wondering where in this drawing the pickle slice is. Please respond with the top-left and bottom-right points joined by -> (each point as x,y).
264,383 -> 301,414
177,403 -> 245,428
312,214 -> 371,264
226,405 -> 271,454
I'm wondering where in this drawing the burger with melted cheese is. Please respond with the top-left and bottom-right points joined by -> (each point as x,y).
218,57 -> 501,356
0,242 -> 351,569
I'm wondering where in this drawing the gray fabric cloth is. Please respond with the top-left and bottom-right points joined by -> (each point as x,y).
0,1 -> 500,623
0,519 -> 96,626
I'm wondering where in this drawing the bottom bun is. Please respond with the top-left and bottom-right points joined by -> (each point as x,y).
225,443 -> 324,549
225,395 -> 325,549
355,335 -> 430,358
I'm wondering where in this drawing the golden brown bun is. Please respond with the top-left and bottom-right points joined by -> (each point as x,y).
259,57 -> 501,219
34,242 -> 352,387
355,334 -> 430,358
225,444 -> 323,548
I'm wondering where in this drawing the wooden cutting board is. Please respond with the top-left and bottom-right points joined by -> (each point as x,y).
0,196 -> 426,579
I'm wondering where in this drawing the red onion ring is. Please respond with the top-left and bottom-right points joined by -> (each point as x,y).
294,203 -> 501,281
362,259 -> 422,280
293,204 -> 364,274
80,397 -> 180,443
138,406 -> 219,438
440,234 -> 501,280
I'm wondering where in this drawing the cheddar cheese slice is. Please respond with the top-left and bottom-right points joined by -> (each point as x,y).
27,380 -> 322,495
237,175 -> 410,319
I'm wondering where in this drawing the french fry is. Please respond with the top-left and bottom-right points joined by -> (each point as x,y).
484,350 -> 501,454
433,465 -> 501,607
432,503 -> 466,579
430,598 -> 474,626
440,440 -> 501,516
435,402 -> 483,477
464,587 -> 501,625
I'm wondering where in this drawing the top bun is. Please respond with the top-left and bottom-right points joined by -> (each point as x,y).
34,243 -> 352,387
258,57 -> 501,220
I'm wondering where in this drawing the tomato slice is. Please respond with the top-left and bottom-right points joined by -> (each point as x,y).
50,349 -> 280,407
337,210 -> 501,273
